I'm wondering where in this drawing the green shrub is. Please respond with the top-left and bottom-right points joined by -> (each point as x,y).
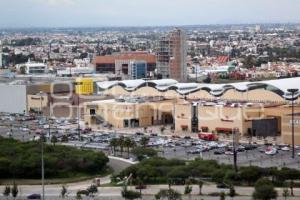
0,137 -> 109,179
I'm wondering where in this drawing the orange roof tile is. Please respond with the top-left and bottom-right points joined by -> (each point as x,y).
94,52 -> 156,64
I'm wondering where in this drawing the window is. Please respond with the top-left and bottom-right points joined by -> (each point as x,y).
90,109 -> 96,115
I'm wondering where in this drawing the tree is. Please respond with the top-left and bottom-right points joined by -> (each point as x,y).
228,184 -> 236,200
87,184 -> 98,196
119,137 -> 125,157
11,182 -> 18,199
155,189 -> 182,200
282,188 -> 289,200
121,189 -> 141,200
184,181 -> 193,200
220,191 -> 226,200
239,166 -> 262,185
110,138 -> 119,156
252,178 -> 277,200
289,180 -> 294,196
61,135 -> 68,142
61,185 -> 67,198
51,135 -> 58,146
198,180 -> 204,195
124,138 -> 135,159
140,137 -> 149,147
131,147 -> 157,161
3,185 -> 11,198
136,177 -> 145,195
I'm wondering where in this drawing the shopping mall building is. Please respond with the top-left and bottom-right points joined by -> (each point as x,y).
84,78 -> 300,144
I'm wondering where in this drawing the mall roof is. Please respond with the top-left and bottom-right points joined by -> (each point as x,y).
95,77 -> 300,100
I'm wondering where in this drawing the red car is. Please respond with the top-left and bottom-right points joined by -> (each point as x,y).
198,133 -> 218,141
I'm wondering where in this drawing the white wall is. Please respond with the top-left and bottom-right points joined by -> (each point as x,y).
0,84 -> 27,113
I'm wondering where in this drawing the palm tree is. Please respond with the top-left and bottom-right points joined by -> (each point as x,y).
289,180 -> 294,196
118,137 -> 125,157
282,188 -> 289,200
110,138 -> 119,156
3,186 -> 11,199
61,185 -> 68,198
198,180 -> 204,195
184,181 -> 193,200
124,138 -> 136,159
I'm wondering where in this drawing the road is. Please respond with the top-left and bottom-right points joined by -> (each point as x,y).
1,183 -> 300,199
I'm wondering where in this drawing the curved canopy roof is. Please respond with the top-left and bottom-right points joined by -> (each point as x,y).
95,77 -> 300,100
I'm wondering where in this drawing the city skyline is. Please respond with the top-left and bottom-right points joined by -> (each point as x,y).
1,0 -> 300,28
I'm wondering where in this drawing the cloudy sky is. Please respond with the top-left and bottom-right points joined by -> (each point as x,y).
1,0 -> 300,27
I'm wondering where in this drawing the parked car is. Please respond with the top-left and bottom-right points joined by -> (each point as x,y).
214,149 -> 225,155
135,132 -> 144,136
135,184 -> 147,190
281,146 -> 290,151
198,133 -> 218,141
27,194 -> 41,199
265,147 -> 277,155
244,144 -> 257,150
225,151 -> 234,155
187,149 -> 201,154
217,182 -> 229,188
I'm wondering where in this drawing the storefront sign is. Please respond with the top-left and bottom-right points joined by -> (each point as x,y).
290,120 -> 300,125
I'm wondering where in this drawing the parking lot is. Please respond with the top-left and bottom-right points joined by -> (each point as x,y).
1,112 -> 300,170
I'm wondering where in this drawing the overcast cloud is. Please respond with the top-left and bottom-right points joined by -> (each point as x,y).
0,0 -> 300,27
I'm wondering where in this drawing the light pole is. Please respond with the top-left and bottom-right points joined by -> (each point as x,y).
77,94 -> 81,141
287,89 -> 299,159
232,127 -> 238,173
39,91 -> 45,200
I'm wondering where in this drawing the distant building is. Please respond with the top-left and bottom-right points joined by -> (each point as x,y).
156,28 -> 187,81
16,62 -> 47,74
128,60 -> 147,80
93,52 -> 156,79
75,78 -> 94,95
74,58 -> 91,67
56,67 -> 94,77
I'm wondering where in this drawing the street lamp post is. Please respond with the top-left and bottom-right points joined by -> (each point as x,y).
287,89 -> 299,159
232,127 -> 238,173
39,91 -> 45,200
77,94 -> 81,141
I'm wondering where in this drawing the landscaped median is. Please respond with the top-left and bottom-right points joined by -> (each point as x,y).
112,157 -> 300,190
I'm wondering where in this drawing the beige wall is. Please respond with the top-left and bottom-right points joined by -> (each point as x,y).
282,115 -> 300,145
175,103 -> 192,132
175,103 -> 266,135
132,87 -> 161,96
187,90 -> 214,100
85,99 -> 175,128
27,94 -> 49,112
104,86 -> 130,96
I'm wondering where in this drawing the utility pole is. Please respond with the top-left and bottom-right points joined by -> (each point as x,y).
287,89 -> 299,159
39,91 -> 45,200
232,127 -> 238,172
77,94 -> 81,141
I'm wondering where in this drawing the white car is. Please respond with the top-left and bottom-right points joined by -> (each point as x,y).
281,146 -> 290,151
297,152 -> 300,156
265,147 -> 277,155
225,151 -> 234,155
217,142 -> 228,148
